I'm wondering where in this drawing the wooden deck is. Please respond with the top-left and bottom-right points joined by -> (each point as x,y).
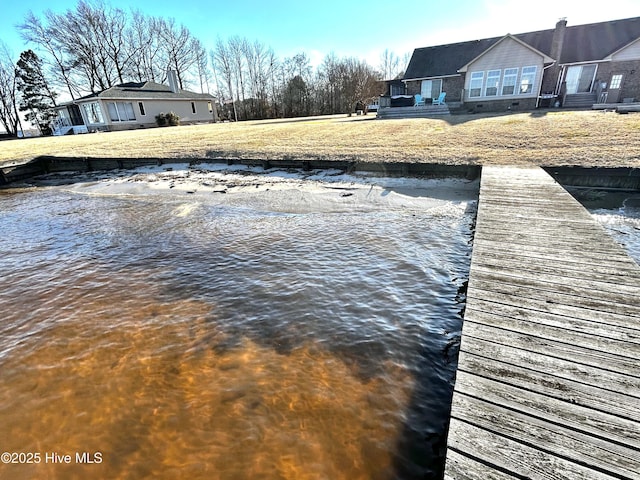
444,166 -> 640,480
375,102 -> 462,119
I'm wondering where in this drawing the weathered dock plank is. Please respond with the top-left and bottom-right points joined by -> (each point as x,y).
445,166 -> 640,479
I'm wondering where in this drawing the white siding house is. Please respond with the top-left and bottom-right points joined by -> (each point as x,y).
53,74 -> 217,135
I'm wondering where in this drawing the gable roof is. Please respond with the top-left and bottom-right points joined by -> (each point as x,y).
74,81 -> 214,102
458,34 -> 555,73
559,16 -> 640,63
404,37 -> 500,80
404,16 -> 640,80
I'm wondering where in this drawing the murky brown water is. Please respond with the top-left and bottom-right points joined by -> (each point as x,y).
0,171 -> 476,479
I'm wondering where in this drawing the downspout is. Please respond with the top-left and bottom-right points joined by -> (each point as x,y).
555,65 -> 566,105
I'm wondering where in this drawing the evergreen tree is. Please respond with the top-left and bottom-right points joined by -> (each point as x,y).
15,50 -> 57,135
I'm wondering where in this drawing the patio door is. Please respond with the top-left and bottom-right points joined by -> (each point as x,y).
421,79 -> 442,100
565,65 -> 597,94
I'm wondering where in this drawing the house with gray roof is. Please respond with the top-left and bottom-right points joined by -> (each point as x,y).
52,71 -> 217,135
381,16 -> 640,116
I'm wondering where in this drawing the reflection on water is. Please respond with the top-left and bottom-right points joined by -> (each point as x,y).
0,174 -> 475,480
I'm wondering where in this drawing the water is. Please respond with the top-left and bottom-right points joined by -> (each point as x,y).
0,166 -> 477,480
572,188 -> 640,264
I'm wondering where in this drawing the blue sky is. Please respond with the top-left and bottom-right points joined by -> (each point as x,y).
1,0 -> 639,69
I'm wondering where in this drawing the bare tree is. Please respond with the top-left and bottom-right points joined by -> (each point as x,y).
95,3 -> 131,84
266,50 -> 282,118
20,3 -> 205,96
127,12 -> 165,83
343,57 -> 383,115
228,36 -> 248,119
212,38 -> 237,121
195,41 -> 210,94
19,10 -> 80,99
379,49 -> 399,80
159,18 -> 200,89
0,44 -> 22,136
244,40 -> 270,118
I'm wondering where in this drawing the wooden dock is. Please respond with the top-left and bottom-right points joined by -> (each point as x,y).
444,166 -> 640,479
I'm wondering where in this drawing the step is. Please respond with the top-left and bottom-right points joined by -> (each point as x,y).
564,93 -> 597,108
377,105 -> 451,118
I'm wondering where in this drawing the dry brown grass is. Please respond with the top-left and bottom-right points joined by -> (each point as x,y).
2,110 -> 640,168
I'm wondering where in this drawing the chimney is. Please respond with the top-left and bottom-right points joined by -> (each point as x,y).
550,18 -> 567,62
167,69 -> 179,93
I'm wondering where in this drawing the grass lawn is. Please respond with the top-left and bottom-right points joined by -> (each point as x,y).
2,110 -> 640,168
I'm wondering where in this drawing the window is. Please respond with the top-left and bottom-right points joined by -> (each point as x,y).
469,72 -> 484,98
610,74 -> 623,89
485,70 -> 501,96
520,66 -> 537,94
138,102 -> 146,116
502,68 -> 518,95
390,84 -> 405,96
107,102 -> 136,122
191,102 -> 196,114
82,102 -> 104,124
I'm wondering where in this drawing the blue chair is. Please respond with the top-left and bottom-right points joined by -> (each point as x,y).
414,94 -> 425,107
432,92 -> 447,105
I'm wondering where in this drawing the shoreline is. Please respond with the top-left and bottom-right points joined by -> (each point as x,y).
19,163 -> 481,215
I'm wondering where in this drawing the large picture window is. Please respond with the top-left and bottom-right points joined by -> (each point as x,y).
469,72 -> 484,98
485,70 -> 501,96
520,66 -> 537,94
107,102 -> 136,122
502,68 -> 518,95
82,102 -> 104,124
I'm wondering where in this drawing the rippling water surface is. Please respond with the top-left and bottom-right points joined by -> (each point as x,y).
577,189 -> 640,264
591,207 -> 640,265
0,167 -> 476,479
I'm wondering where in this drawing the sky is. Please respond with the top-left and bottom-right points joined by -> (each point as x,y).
1,0 -> 639,71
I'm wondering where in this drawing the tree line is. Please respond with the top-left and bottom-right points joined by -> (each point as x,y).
0,0 -> 407,136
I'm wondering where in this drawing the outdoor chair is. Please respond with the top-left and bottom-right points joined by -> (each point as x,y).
414,94 -> 425,107
432,92 -> 447,105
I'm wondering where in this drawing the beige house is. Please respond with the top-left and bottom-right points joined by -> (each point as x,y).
393,16 -> 640,114
52,72 -> 217,135
457,35 -> 554,110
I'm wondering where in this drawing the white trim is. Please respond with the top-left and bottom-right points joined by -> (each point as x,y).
559,60 -> 609,67
564,64 -> 598,94
402,74 -> 461,83
519,66 -> 537,95
469,72 -> 484,98
501,67 -> 519,96
72,95 -> 214,103
484,69 -> 501,97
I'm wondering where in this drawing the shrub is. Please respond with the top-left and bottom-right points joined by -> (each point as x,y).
166,111 -> 180,126
155,113 -> 167,126
155,112 -> 180,127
